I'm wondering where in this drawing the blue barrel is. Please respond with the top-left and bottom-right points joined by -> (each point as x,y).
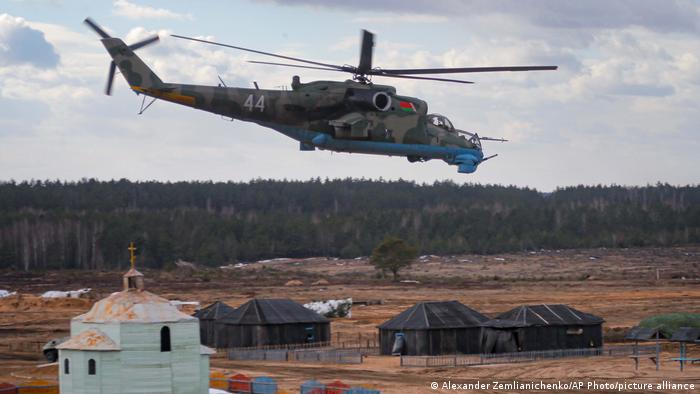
252,376 -> 277,394
301,380 -> 325,394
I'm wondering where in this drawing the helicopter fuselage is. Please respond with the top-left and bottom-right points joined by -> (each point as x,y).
102,35 -> 485,173
134,78 -> 484,172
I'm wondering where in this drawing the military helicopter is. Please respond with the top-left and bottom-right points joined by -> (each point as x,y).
85,18 -> 556,174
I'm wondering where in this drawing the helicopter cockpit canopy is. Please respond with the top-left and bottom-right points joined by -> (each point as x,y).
427,114 -> 455,133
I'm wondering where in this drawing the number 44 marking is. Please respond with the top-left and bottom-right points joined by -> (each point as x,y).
243,94 -> 265,112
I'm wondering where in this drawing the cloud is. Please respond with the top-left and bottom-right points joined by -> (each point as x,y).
267,0 -> 700,33
113,0 -> 192,20
351,14 -> 448,24
0,13 -> 59,68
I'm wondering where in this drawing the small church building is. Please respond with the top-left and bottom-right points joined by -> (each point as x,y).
57,246 -> 213,394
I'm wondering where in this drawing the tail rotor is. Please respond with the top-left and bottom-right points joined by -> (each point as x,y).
83,17 -> 160,95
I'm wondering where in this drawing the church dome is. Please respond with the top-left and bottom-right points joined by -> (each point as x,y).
75,290 -> 196,324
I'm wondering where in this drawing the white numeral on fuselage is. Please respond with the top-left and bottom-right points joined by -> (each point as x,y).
244,94 -> 265,112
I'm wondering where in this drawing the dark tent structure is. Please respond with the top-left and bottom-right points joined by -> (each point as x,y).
378,301 -> 489,356
193,301 -> 237,347
669,327 -> 700,371
625,326 -> 670,341
481,304 -> 604,353
669,327 -> 700,342
624,326 -> 669,371
215,298 -> 330,348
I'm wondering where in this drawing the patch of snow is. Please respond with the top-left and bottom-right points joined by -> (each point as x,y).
494,257 -> 506,261
169,300 -> 200,310
0,290 -> 17,298
304,298 -> 352,318
220,262 -> 246,269
257,258 -> 293,264
400,280 -> 420,284
41,288 -> 91,298
174,260 -> 197,269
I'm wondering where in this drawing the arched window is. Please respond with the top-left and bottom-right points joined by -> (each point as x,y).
160,326 -> 171,352
88,359 -> 96,375
64,358 -> 70,375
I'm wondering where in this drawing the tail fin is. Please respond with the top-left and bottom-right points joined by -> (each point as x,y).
101,37 -> 164,90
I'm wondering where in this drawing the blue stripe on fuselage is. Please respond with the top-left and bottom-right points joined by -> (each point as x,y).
258,122 -> 484,169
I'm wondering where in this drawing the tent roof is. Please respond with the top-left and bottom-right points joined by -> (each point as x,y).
496,304 -> 604,327
194,301 -> 236,320
625,326 -> 669,340
378,301 -> 489,330
481,318 -> 526,328
670,327 -> 700,342
218,298 -> 329,325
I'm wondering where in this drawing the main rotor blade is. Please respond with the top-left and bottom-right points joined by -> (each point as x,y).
171,34 -> 346,71
129,35 -> 160,51
247,60 -> 350,73
374,73 -> 474,84
376,65 -> 558,75
248,61 -> 474,83
357,30 -> 374,75
83,17 -> 111,39
105,61 -> 117,95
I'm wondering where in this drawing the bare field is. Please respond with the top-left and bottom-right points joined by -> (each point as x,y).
1,247 -> 699,392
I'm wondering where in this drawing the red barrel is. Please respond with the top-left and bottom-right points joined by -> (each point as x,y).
229,373 -> 252,393
0,383 -> 17,394
325,380 -> 350,394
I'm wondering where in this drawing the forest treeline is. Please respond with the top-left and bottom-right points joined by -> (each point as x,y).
0,179 -> 698,271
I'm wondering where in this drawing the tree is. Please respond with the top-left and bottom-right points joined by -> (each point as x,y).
370,236 -> 418,280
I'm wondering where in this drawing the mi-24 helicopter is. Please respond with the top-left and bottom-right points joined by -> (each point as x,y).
85,18 -> 556,174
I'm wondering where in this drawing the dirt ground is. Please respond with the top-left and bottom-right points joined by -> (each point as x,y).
1,246 -> 699,393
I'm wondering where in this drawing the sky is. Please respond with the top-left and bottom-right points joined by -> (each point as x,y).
0,0 -> 698,191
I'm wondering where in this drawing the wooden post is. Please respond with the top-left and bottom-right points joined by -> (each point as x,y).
634,341 -> 639,370
655,332 -> 660,371
656,268 -> 660,281
680,343 -> 685,372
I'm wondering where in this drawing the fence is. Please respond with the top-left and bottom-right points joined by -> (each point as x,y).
0,341 -> 45,354
219,332 -> 379,353
229,349 -> 290,362
400,345 -> 658,368
0,384 -> 59,394
228,347 -> 365,364
220,341 -> 333,352
291,349 -> 363,364
332,333 -> 379,350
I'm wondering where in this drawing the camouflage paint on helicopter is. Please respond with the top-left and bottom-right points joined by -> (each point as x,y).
87,19 -> 556,174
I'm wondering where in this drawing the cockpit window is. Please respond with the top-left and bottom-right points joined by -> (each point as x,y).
427,114 -> 455,132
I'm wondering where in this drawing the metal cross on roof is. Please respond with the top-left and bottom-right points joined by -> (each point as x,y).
128,242 -> 137,269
